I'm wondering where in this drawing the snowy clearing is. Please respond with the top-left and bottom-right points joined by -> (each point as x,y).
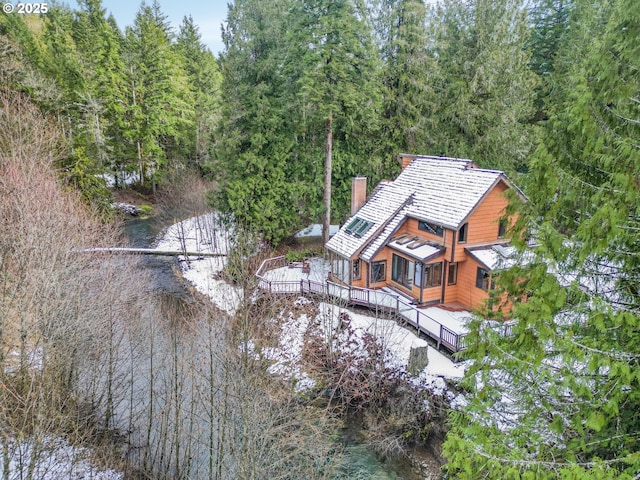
263,299 -> 467,400
154,213 -> 243,314
294,223 -> 340,238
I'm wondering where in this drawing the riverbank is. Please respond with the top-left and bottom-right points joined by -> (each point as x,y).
150,213 -> 466,478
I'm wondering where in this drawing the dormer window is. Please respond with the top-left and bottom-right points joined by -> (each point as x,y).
418,221 -> 443,237
345,217 -> 373,238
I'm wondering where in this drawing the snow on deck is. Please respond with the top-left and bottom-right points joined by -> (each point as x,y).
259,257 -> 329,284
420,306 -> 473,335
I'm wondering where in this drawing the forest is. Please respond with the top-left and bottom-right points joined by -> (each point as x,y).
0,0 -> 639,477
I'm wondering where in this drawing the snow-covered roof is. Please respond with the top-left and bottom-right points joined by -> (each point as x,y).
396,155 -> 511,229
328,155 -> 521,261
360,204 -> 410,262
386,235 -> 444,262
465,244 -> 517,271
326,182 -> 413,259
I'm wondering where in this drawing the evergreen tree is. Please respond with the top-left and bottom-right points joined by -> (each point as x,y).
290,0 -> 382,243
376,0 -> 437,165
443,0 -> 640,477
72,0 -> 129,186
527,0 -> 573,121
214,0 -> 300,245
175,16 -> 222,170
122,1 -> 194,190
428,0 -> 537,174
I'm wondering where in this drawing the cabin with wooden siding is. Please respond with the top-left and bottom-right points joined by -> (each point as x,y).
325,154 -> 526,314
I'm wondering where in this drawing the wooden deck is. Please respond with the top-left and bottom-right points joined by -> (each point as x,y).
256,256 -> 470,353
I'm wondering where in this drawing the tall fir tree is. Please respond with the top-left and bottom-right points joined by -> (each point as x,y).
376,0 -> 437,167
443,0 -> 640,477
123,0 -> 194,190
428,0 -> 537,174
527,0 -> 573,121
175,16 -> 222,170
290,0 -> 382,243
214,0 -> 301,244
72,0 -> 129,188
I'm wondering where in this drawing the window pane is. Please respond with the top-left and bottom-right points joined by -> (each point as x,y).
459,223 -> 468,243
476,267 -> 490,290
414,263 -> 422,287
418,221 -> 443,237
448,263 -> 458,285
372,261 -> 385,283
423,262 -> 443,287
433,262 -> 442,286
498,218 -> 508,238
392,254 -> 413,288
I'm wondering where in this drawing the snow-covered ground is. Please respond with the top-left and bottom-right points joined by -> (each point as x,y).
154,213 -> 243,314
294,223 -> 340,238
97,171 -> 139,188
263,299 -> 467,402
3,436 -> 123,480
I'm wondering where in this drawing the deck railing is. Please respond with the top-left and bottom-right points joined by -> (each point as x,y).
256,256 -> 469,353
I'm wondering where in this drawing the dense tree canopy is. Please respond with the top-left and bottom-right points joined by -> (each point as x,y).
443,0 -> 640,476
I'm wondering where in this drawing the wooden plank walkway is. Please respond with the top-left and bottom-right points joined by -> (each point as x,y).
255,256 -> 470,353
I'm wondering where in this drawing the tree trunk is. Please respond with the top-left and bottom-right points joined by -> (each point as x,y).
322,114 -> 333,245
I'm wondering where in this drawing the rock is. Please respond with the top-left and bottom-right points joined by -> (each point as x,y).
112,202 -> 142,216
407,346 -> 429,376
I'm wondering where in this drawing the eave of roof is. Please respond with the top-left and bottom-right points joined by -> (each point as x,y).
465,243 -> 516,271
387,237 -> 445,263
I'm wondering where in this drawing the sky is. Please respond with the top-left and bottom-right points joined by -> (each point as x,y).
96,0 -> 228,54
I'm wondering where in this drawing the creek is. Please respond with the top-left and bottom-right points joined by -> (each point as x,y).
123,214 -> 422,479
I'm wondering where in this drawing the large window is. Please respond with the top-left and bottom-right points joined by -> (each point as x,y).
448,263 -> 458,285
421,262 -> 442,288
476,267 -> 491,290
331,253 -> 350,284
371,261 -> 386,283
418,221 -> 443,237
458,223 -> 468,243
392,254 -> 414,289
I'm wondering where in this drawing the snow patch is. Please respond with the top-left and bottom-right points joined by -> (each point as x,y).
294,224 -> 340,238
154,213 -> 242,314
2,436 -> 123,480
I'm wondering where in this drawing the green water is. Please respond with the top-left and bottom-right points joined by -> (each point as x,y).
336,443 -> 414,479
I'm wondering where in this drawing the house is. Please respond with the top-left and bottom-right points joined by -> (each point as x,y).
325,154 -> 526,312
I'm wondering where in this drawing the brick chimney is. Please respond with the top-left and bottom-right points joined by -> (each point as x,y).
351,177 -> 367,215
